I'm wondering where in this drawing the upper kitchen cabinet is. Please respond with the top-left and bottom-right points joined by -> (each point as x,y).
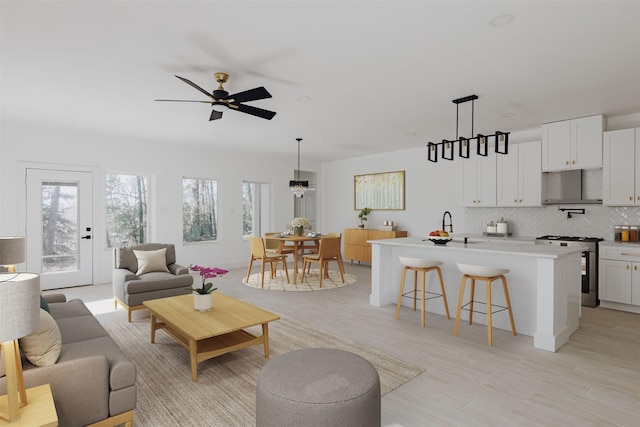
603,127 -> 640,206
460,141 -> 497,207
497,141 -> 542,207
542,115 -> 605,171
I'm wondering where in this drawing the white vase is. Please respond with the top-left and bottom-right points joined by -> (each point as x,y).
193,292 -> 213,312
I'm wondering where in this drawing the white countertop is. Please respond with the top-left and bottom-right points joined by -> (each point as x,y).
368,237 -> 583,258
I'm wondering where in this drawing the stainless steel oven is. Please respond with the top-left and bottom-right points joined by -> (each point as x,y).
535,236 -> 603,307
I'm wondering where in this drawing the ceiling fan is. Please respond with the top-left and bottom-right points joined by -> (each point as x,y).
155,72 -> 276,121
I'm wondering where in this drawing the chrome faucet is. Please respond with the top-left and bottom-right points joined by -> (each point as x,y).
442,211 -> 453,233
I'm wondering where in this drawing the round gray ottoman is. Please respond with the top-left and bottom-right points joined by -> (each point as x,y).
256,348 -> 381,427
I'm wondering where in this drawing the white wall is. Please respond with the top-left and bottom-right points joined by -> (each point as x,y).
1,120 -> 301,284
320,146 -> 464,237
3,111 -> 640,285
320,112 -> 640,243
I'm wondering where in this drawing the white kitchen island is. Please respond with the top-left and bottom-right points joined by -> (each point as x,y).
369,237 -> 583,352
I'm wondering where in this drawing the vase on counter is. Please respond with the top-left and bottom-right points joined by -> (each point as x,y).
294,226 -> 304,236
358,223 -> 365,229
193,292 -> 213,312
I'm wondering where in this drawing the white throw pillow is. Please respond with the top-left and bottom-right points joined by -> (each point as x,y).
18,308 -> 62,367
133,248 -> 170,275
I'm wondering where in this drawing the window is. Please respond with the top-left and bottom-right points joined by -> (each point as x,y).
183,178 -> 218,242
41,181 -> 78,272
242,181 -> 270,237
105,173 -> 148,248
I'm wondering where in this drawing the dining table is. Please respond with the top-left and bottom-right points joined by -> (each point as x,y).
267,234 -> 322,284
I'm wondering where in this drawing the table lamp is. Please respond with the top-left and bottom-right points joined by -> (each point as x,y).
0,236 -> 40,423
0,237 -> 25,273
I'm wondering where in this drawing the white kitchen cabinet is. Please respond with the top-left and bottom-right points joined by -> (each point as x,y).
497,141 -> 542,207
542,115 -> 605,171
599,244 -> 640,313
460,142 -> 496,207
603,127 -> 640,206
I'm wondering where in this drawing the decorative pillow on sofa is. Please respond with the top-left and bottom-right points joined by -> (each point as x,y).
133,248 -> 170,275
18,308 -> 62,367
40,294 -> 50,313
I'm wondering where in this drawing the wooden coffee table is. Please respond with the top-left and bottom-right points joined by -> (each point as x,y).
143,293 -> 280,382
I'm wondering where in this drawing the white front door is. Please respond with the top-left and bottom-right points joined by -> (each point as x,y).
26,169 -> 93,289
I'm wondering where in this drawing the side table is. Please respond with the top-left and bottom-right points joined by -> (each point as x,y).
0,384 -> 57,426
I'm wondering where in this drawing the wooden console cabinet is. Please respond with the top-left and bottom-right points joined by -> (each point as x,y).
344,228 -> 407,264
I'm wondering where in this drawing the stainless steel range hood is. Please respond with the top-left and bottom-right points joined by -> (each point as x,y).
542,169 -> 603,205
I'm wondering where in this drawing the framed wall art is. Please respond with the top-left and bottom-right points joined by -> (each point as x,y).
354,170 -> 405,210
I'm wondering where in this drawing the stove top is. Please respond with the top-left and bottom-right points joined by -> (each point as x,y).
536,235 -> 604,242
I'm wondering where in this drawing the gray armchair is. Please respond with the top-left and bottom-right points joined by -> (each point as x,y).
113,243 -> 193,322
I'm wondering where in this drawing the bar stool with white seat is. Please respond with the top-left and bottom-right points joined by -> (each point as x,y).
453,263 -> 517,346
395,256 -> 450,327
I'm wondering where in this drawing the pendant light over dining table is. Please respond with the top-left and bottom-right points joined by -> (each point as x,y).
289,138 -> 308,198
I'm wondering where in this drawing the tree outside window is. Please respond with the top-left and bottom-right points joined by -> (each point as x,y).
183,178 -> 218,242
41,181 -> 78,272
106,173 -> 148,248
243,181 -> 270,237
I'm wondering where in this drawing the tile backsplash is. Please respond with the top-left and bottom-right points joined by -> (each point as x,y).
465,205 -> 640,241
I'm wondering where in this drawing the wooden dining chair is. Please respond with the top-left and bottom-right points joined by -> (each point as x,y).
264,232 -> 295,255
305,232 -> 340,255
246,237 -> 290,288
300,235 -> 345,288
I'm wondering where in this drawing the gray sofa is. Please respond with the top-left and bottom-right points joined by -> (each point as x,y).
0,294 -> 136,427
113,243 -> 193,322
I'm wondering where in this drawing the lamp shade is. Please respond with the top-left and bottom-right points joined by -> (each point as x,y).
0,273 -> 40,342
0,236 -> 26,266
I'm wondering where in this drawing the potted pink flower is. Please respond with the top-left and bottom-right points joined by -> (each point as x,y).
190,265 -> 229,311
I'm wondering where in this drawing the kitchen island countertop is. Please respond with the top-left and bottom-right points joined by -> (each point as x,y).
370,237 -> 578,258
368,237 -> 583,352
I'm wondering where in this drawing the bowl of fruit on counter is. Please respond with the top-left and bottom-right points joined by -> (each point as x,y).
428,230 -> 452,245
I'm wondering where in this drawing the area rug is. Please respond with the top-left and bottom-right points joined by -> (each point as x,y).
104,317 -> 423,426
242,268 -> 357,291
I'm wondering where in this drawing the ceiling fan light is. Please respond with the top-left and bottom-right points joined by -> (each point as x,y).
212,103 -> 229,112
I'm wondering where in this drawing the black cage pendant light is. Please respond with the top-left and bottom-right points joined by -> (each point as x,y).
289,138 -> 309,198
427,95 -> 509,163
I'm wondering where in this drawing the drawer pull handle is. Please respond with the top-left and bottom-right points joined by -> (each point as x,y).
620,253 -> 640,257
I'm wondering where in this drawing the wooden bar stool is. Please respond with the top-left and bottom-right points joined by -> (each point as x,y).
395,256 -> 450,327
453,263 -> 517,346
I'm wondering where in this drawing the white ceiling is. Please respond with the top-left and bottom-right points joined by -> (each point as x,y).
2,0 -> 640,163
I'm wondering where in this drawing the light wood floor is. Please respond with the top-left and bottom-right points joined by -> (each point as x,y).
48,263 -> 640,426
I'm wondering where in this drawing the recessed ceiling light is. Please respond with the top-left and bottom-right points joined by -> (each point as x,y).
490,14 -> 515,28
297,96 -> 311,102
503,112 -> 517,118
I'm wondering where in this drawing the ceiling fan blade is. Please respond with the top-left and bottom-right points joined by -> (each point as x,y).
155,99 -> 211,103
210,110 -> 223,121
227,86 -> 272,103
232,103 -> 276,120
174,75 -> 212,99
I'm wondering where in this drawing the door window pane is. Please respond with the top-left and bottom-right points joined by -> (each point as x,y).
106,173 -> 148,248
243,181 -> 270,237
183,178 -> 218,242
41,181 -> 78,272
